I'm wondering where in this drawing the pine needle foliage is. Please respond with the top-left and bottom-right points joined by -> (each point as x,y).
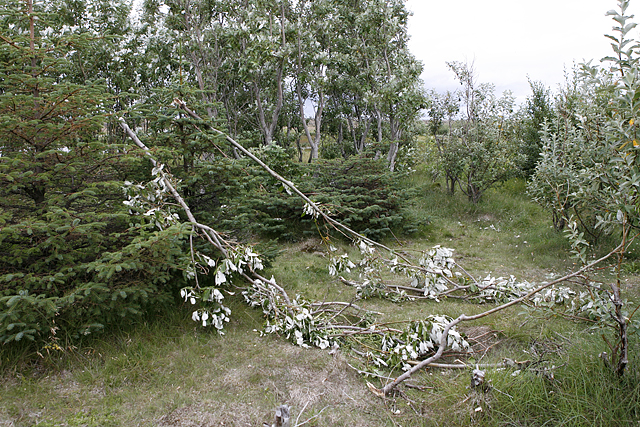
0,1 -> 187,346
200,147 -> 416,241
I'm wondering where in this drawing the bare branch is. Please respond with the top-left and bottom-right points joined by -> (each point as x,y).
119,119 -> 230,257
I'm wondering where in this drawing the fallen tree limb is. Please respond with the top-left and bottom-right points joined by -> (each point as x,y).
375,243 -> 623,396
119,119 -> 230,258
120,118 -> 305,323
406,358 -> 532,370
119,106 -> 627,398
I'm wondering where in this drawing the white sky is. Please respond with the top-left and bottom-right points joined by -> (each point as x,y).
405,0 -> 640,104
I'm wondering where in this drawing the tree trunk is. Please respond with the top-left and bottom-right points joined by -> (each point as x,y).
295,16 -> 323,163
254,70 -> 283,145
296,84 -> 322,162
359,119 -> 371,153
337,121 -> 345,158
387,142 -> 398,172
254,5 -> 286,145
375,107 -> 383,143
387,111 -> 401,171
347,116 -> 358,152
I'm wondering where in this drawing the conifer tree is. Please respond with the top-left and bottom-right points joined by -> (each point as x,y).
0,0 -> 185,344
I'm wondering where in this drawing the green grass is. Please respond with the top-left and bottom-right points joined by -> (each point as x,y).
403,176 -> 572,278
487,337 -> 640,426
2,176 -> 640,426
0,307 -> 385,426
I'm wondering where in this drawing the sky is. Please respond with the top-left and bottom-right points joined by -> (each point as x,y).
404,0 -> 640,105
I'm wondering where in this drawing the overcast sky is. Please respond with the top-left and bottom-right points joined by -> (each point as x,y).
404,0 -> 640,105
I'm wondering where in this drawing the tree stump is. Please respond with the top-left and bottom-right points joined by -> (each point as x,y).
274,405 -> 290,427
471,368 -> 486,390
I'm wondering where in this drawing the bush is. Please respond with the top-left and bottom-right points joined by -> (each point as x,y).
195,150 -> 416,241
0,8 -> 188,346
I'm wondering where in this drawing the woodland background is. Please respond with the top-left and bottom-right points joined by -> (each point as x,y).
2,0 -> 640,425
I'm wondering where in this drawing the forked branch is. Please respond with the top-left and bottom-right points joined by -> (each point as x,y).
375,243 -> 623,396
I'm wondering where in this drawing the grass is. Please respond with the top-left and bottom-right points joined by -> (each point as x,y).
0,308 -> 385,426
2,175 -> 640,426
487,336 -> 640,426
403,175 -> 573,278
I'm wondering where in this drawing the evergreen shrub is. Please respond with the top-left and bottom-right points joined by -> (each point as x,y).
200,149 -> 416,241
0,5 -> 188,346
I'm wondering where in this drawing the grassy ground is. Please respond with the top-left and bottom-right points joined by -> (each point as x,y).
2,176 -> 640,426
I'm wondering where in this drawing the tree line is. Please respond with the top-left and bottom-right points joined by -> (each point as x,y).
111,0 -> 424,167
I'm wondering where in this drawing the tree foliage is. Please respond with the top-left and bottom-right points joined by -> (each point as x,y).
529,0 -> 640,375
519,78 -> 554,177
145,0 -> 426,164
527,67 -> 611,235
0,0 -> 187,344
0,0 -> 424,346
428,62 -> 522,203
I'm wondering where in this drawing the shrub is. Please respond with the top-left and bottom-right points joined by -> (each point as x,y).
197,150 -> 416,241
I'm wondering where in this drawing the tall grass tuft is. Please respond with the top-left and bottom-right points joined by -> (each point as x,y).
488,335 -> 640,426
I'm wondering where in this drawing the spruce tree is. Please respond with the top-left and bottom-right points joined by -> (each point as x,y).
0,0 -> 186,344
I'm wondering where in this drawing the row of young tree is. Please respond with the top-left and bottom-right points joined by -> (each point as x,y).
425,21 -> 640,248
49,0 -> 424,167
425,62 -> 523,203
424,1 -> 640,376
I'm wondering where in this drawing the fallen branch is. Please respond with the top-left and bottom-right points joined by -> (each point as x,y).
119,119 -> 229,257
119,119 -> 302,319
374,243 -> 623,396
295,405 -> 329,427
406,358 -> 531,370
119,107 -> 626,398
